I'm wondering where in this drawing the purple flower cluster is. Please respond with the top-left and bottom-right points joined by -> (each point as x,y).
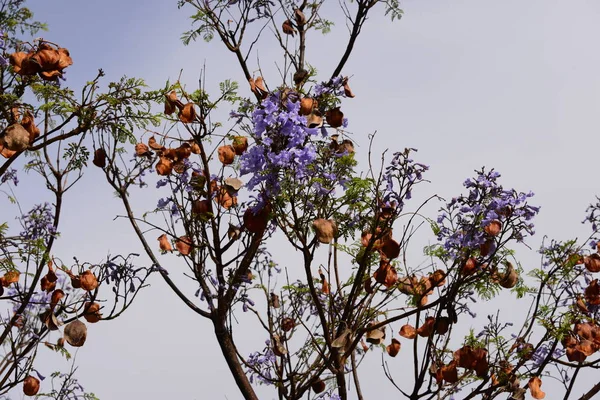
246,340 -> 276,385
239,90 -> 319,197
436,169 -> 539,259
0,168 -> 18,186
19,203 -> 57,240
382,148 -> 429,209
583,197 -> 600,249
313,76 -> 345,97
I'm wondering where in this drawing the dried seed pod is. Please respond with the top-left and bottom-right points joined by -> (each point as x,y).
272,334 -> 287,356
39,309 -> 60,331
498,262 -> 518,289
232,136 -> 248,155
21,111 -> 40,144
23,375 -> 40,396
56,47 -> 73,70
441,361 -> 459,383
584,253 -> 600,273
528,376 -> 546,399
243,206 -> 270,234
386,338 -> 401,357
312,219 -> 337,244
92,148 -> 107,168
281,317 -> 295,332
293,69 -> 308,86
218,145 -> 236,165
155,156 -> 173,176
192,199 -> 211,217
1,145 -> 17,158
311,379 -> 326,394
461,257 -> 478,275
83,302 -> 102,323
178,102 -> 197,123
342,76 -> 355,98
417,317 -> 436,337
484,219 -> 502,236
50,289 -> 65,309
400,324 -> 417,339
1,124 -> 30,152
429,269 -> 447,287
80,270 -> 98,291
215,187 -> 238,209
299,97 -> 317,116
158,234 -> 172,252
34,47 -> 60,69
64,320 -> 87,347
325,108 -> 344,128
332,328 -> 352,348
435,317 -> 451,335
366,324 -> 386,345
381,237 -> 400,260
189,140 -> 201,154
3,271 -> 19,286
270,293 -> 280,308
135,143 -> 152,157
175,236 -> 192,256
282,19 -> 296,35
585,279 -> 600,305
57,337 -> 65,347
39,70 -> 62,81
373,260 -> 398,288
294,8 -> 306,25
224,177 -> 243,191
148,136 -> 164,151
306,112 -> 323,128
9,51 -> 30,74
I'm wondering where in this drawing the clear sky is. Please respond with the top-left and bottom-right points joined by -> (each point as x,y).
6,0 -> 600,398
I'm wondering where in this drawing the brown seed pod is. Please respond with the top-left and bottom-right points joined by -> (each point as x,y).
417,317 -> 436,337
306,112 -> 323,128
435,317 -> 451,335
373,260 -> 398,288
497,262 -> 519,289
243,206 -> 270,234
1,124 -> 30,152
21,111 -> 40,144
64,320 -> 87,347
484,219 -> 502,236
40,275 -> 55,292
325,108 -> 344,128
39,309 -> 60,331
429,269 -> 447,287
135,143 -> 151,157
281,317 -> 296,332
381,237 -> 401,260
148,136 -> 164,151
584,253 -> 600,273
342,76 -> 355,98
461,257 -> 478,275
50,289 -> 65,309
3,271 -> 19,286
80,270 -> 98,291
294,8 -> 306,25
157,234 -> 173,252
386,338 -> 401,357
23,375 -> 40,396
293,69 -> 308,86
178,102 -> 197,123
224,177 -> 243,192
218,145 -> 236,165
92,148 -> 107,168
366,324 -> 386,345
528,376 -> 546,399
83,302 -> 102,323
299,97 -> 317,116
441,361 -> 459,383
155,156 -> 173,176
232,136 -> 248,155
585,279 -> 600,305
192,199 -> 211,217
270,293 -> 280,308
215,187 -> 238,209
39,69 -> 62,81
175,236 -> 192,256
56,47 -> 73,70
311,379 -> 326,394
282,19 -> 296,35
312,219 -> 337,244
400,324 -> 417,339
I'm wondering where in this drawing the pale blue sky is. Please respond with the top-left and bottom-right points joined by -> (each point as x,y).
6,0 -> 600,398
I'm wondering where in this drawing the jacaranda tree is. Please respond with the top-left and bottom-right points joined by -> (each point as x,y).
2,1 -> 600,399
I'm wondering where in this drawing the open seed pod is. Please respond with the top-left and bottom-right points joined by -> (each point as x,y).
148,136 -> 164,151
92,148 -> 107,168
135,143 -> 152,157
83,302 -> 102,323
332,328 -> 352,349
272,334 -> 287,356
232,136 -> 248,155
158,234 -> 173,252
373,260 -> 398,288
156,156 -> 173,176
178,102 -> 197,123
56,47 -> 73,70
40,275 -> 56,292
342,77 -> 355,98
386,338 -> 401,357
3,271 -> 19,286
441,361 -> 459,383
164,91 -> 182,115
1,124 -> 30,152
497,262 -> 519,289
1,145 -> 17,158
429,269 -> 447,287
224,177 -> 243,192
64,320 -> 87,347
39,309 -> 60,331
461,257 -> 478,275
9,51 -> 34,75
381,237 -> 400,260
281,317 -> 296,332
175,236 -> 193,255
306,112 -> 323,128
585,279 -> 600,305
366,323 -> 386,345
215,187 -> 238,209
23,375 -> 40,396
270,293 -> 280,308
192,199 -> 211,217
282,19 -> 296,35
528,376 -> 545,399
312,218 -> 337,244
417,317 -> 436,337
325,108 -> 344,128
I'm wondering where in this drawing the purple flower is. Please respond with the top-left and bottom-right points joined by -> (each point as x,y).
0,168 -> 18,186
19,203 -> 57,240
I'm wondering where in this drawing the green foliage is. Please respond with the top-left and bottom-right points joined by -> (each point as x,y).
383,0 -> 404,21
181,9 -> 215,44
